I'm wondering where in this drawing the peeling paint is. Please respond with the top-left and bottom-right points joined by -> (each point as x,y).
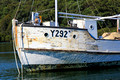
12,19 -> 120,72
13,24 -> 120,53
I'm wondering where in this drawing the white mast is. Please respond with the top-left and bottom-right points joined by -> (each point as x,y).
117,19 -> 120,32
55,0 -> 58,26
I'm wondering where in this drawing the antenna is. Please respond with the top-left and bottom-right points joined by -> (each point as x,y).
55,0 -> 58,26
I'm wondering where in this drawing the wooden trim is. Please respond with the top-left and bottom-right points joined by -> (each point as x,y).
23,48 -> 120,54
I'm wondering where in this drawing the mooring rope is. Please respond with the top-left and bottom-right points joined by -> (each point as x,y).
12,26 -> 20,75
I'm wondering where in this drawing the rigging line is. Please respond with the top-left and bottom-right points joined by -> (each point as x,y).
31,0 -> 34,12
65,0 -> 67,16
90,0 -> 111,32
38,8 -> 54,21
85,0 -> 94,16
50,9 -> 54,21
65,0 -> 69,26
38,8 -> 54,13
77,0 -> 84,27
48,13 -> 51,21
49,9 -> 54,21
16,0 -> 27,20
14,0 -> 22,19
85,0 -> 105,33
29,0 -> 34,20
77,0 -> 81,14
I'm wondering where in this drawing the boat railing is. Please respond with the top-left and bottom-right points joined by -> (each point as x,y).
58,12 -> 99,19
58,12 -> 120,20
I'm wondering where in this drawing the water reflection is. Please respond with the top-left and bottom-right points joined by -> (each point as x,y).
0,42 -> 120,80
0,42 -> 13,52
19,67 -> 120,80
0,52 -> 18,79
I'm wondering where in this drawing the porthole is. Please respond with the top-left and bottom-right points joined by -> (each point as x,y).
73,35 -> 76,39
44,33 -> 48,37
89,25 -> 94,30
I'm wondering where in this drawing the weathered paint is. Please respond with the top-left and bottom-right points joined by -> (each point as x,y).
16,26 -> 96,51
15,25 -> 120,53
12,19 -> 120,72
19,50 -> 120,72
23,61 -> 120,72
18,50 -> 120,65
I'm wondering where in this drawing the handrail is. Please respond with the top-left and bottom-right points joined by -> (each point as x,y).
58,12 -> 100,18
59,12 -> 120,20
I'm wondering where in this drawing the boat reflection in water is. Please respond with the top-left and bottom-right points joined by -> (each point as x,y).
0,43 -> 120,80
21,68 -> 120,80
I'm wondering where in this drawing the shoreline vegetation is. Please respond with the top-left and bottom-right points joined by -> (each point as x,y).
0,0 -> 119,42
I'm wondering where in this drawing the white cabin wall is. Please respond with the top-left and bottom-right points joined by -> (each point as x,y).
85,20 -> 98,39
73,19 -> 98,39
14,24 -> 120,55
43,21 -> 55,26
73,20 -> 85,28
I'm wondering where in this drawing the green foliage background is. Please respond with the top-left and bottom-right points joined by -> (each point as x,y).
0,0 -> 120,42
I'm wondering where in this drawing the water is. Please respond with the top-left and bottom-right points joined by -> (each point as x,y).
0,43 -> 120,80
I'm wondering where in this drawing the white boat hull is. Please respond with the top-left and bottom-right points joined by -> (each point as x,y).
18,49 -> 120,72
12,19 -> 120,72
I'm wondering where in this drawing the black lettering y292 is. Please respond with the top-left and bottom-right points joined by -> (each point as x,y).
55,30 -> 59,37
64,31 -> 68,38
50,30 -> 69,38
50,30 -> 55,37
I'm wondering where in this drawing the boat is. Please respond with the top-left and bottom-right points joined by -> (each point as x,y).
12,0 -> 120,72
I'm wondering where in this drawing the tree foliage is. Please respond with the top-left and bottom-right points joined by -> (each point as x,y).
0,0 -> 120,41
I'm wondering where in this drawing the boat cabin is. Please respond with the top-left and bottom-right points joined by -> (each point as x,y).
72,19 -> 98,39
31,12 -> 98,39
31,11 -> 120,40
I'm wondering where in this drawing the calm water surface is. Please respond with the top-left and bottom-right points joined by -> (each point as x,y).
0,42 -> 120,80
